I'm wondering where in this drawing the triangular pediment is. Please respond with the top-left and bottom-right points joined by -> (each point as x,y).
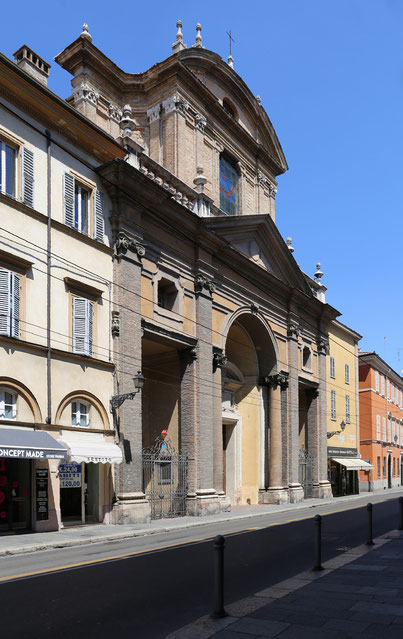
203,214 -> 313,296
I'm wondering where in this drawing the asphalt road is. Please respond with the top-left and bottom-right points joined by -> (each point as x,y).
0,495 -> 401,638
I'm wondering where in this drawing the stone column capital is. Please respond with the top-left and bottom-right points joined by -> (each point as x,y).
265,372 -> 289,390
317,335 -> 330,355
195,272 -> 215,297
114,231 -> 145,259
213,349 -> 227,372
287,321 -> 300,340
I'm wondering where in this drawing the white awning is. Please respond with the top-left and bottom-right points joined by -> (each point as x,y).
331,457 -> 374,470
58,437 -> 123,464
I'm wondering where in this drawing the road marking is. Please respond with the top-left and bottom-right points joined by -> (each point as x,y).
0,527 -> 259,584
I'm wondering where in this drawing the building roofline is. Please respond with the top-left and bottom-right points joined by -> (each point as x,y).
359,351 -> 402,382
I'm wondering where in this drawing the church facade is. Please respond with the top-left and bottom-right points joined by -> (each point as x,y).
55,23 -> 339,523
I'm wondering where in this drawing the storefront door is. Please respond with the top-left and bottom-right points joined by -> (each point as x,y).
60,462 -> 100,526
0,458 -> 32,533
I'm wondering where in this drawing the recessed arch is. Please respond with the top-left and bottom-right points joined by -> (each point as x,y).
0,377 -> 42,422
55,390 -> 110,430
219,307 -> 280,378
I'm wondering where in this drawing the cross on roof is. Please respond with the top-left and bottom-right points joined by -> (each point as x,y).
226,30 -> 235,57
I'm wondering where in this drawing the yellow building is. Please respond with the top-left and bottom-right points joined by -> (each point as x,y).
327,320 -> 364,496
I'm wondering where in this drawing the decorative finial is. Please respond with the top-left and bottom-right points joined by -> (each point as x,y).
193,164 -> 207,193
80,23 -> 92,42
172,19 -> 187,53
120,104 -> 136,137
314,262 -> 323,284
194,23 -> 203,48
228,55 -> 234,69
286,237 -> 294,253
256,95 -> 261,104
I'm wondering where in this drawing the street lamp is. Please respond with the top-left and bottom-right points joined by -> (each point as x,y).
110,371 -> 145,412
327,420 -> 347,439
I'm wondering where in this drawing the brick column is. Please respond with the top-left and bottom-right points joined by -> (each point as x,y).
186,272 -> 220,516
287,321 -> 304,503
180,348 -> 198,495
315,336 -> 332,498
264,373 -> 289,504
112,232 -> 151,524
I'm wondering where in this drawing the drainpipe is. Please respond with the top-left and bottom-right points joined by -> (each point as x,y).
45,130 -> 52,425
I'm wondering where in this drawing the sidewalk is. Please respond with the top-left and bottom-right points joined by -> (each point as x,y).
167,530 -> 403,638
0,487 -> 401,557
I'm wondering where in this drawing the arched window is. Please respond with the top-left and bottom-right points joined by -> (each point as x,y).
0,388 -> 17,420
219,154 -> 239,216
71,401 -> 90,428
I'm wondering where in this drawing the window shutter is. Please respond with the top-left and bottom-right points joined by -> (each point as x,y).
72,297 -> 87,354
63,172 -> 75,227
73,298 -> 93,356
94,190 -> 105,242
22,147 -> 34,208
88,301 -> 94,356
11,273 -> 20,338
0,269 -> 11,335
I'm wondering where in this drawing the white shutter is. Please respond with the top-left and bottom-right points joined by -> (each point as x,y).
63,172 -> 75,227
73,298 -> 93,356
0,269 -> 11,335
94,190 -> 105,242
22,147 -> 34,208
73,297 -> 87,354
11,273 -> 20,338
88,301 -> 93,356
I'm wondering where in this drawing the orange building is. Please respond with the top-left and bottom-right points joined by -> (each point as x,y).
359,352 -> 403,492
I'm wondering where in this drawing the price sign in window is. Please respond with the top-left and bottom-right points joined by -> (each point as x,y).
59,463 -> 82,488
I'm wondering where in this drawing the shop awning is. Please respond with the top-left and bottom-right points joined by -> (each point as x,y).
58,437 -> 123,464
331,457 -> 374,470
0,428 -> 67,460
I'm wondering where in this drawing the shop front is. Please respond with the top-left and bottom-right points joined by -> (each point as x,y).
0,427 -> 67,534
58,433 -> 122,526
328,446 -> 373,497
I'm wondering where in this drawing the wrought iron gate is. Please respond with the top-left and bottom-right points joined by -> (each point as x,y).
299,449 -> 314,498
142,433 -> 188,519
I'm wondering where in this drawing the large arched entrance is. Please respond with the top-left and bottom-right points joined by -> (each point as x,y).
220,310 -> 281,506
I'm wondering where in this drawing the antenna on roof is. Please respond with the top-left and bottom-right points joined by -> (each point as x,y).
226,30 -> 235,68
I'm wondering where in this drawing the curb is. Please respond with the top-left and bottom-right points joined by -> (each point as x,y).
1,490 -> 402,558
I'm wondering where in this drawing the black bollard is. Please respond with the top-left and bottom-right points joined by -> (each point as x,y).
211,535 -> 228,618
366,502 -> 374,545
313,514 -> 323,571
399,497 -> 403,531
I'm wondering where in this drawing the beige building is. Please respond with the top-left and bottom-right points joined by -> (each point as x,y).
54,22 -> 341,523
0,45 -> 126,532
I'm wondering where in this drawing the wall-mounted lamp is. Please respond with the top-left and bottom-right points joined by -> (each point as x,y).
327,420 -> 347,439
110,371 -> 145,412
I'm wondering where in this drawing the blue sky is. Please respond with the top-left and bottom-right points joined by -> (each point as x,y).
2,0 -> 402,373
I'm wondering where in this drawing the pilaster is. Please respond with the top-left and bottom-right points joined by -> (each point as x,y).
187,271 -> 220,515
314,335 -> 332,498
287,320 -> 304,503
111,231 -> 151,524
